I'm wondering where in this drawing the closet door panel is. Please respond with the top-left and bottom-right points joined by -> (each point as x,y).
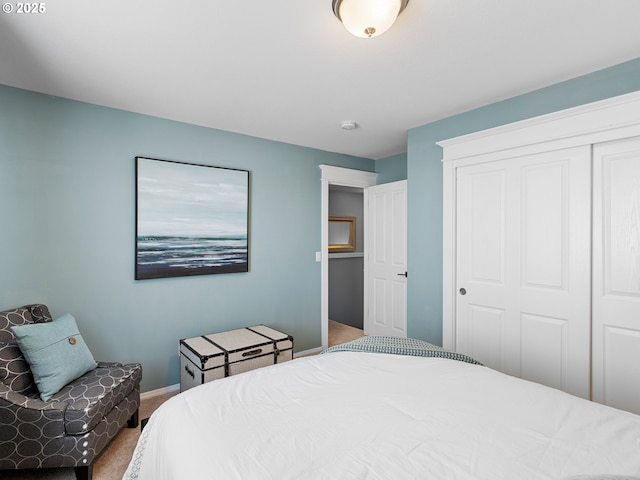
456,165 -> 511,373
456,147 -> 591,397
521,162 -> 566,290
466,305 -> 505,372
602,327 -> 640,414
593,136 -> 640,415
518,150 -> 591,398
520,313 -> 568,391
465,169 -> 506,285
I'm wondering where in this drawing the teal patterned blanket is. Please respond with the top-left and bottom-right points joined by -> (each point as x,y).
322,336 -> 482,366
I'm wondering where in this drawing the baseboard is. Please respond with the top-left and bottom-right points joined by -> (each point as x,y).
141,383 -> 180,400
294,346 -> 323,358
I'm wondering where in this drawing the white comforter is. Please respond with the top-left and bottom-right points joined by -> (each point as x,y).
124,352 -> 640,480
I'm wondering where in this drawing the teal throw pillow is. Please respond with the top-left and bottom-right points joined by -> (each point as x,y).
11,313 -> 97,401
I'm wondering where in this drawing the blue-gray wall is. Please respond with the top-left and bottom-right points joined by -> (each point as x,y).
407,57 -> 640,344
0,85 -> 374,392
375,152 -> 407,183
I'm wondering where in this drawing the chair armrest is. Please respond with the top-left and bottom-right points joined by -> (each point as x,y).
96,361 -> 123,368
0,383 -> 68,439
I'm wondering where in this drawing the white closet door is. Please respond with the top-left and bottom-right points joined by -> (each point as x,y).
592,136 -> 640,415
456,146 -> 591,398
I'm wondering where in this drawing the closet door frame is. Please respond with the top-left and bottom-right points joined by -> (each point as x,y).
440,91 -> 640,352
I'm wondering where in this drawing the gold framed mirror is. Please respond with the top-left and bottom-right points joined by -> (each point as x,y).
328,215 -> 356,252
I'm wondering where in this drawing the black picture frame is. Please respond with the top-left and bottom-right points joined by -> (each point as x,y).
135,157 -> 250,280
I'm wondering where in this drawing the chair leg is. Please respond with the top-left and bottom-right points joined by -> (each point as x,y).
127,408 -> 139,428
75,464 -> 93,480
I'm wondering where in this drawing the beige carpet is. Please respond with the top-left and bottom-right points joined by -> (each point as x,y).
3,321 -> 363,480
328,319 -> 365,346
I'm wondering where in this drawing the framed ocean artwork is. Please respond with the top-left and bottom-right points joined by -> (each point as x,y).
135,157 -> 249,280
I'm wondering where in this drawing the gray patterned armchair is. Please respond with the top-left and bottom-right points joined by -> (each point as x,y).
0,304 -> 142,480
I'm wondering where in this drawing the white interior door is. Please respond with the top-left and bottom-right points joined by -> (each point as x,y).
365,180 -> 407,337
592,136 -> 640,415
455,147 -> 591,398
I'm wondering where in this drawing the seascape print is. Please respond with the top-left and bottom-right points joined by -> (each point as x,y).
135,157 -> 249,280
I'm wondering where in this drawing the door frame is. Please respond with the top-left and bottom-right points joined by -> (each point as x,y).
319,165 -> 377,350
439,90 -> 640,352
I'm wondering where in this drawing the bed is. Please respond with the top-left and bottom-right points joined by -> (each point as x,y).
124,337 -> 640,480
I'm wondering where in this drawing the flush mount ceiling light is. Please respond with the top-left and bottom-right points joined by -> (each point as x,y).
332,0 -> 410,38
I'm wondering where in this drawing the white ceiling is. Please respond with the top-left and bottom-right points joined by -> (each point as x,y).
1,0 -> 639,159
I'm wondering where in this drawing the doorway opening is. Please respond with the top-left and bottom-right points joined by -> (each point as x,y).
320,165 -> 377,350
328,185 -> 365,341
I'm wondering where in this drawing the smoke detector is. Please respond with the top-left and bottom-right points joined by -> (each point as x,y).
340,120 -> 358,130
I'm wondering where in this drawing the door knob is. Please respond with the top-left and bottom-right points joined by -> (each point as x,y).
459,288 -> 466,295
397,272 -> 408,277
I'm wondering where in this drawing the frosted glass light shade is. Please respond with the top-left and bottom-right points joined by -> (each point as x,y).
333,0 -> 409,38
